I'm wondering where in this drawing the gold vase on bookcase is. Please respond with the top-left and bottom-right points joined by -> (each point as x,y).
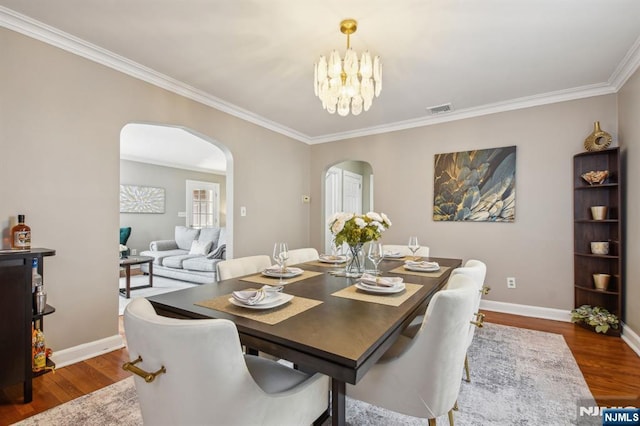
584,121 -> 612,152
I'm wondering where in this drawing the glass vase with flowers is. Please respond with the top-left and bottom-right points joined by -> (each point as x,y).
328,212 -> 392,277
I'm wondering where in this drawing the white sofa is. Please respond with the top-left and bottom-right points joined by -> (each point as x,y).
140,226 -> 226,284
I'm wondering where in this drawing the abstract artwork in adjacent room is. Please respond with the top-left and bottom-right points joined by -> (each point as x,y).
120,185 -> 165,213
433,146 -> 516,222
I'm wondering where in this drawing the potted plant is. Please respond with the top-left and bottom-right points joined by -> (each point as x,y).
570,305 -> 620,334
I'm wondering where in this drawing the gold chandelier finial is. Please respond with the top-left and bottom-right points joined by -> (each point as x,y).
314,18 -> 382,116
340,19 -> 357,49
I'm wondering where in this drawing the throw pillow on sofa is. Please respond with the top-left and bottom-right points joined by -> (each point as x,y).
189,240 -> 213,255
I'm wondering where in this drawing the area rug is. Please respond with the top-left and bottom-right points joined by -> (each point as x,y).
14,323 -> 597,425
118,275 -> 197,315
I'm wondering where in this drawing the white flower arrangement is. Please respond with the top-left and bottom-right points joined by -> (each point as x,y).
328,211 -> 392,247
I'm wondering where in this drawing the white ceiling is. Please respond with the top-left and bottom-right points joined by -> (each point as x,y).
120,124 -> 227,174
2,1 -> 640,158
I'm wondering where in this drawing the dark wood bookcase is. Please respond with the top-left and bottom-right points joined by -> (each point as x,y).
573,148 -> 623,334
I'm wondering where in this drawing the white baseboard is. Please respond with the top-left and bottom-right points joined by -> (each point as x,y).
621,323 -> 640,357
50,335 -> 125,369
480,300 -> 572,322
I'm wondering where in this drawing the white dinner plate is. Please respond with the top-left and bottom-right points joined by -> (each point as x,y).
229,293 -> 293,310
403,265 -> 440,272
319,255 -> 347,264
262,267 -> 304,278
383,252 -> 404,259
355,282 -> 406,294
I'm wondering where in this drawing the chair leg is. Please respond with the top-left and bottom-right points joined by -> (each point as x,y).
464,354 -> 471,382
428,410 -> 454,426
453,400 -> 459,411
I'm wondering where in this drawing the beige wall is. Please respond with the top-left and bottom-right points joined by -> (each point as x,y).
1,24 -> 637,355
618,66 -> 640,331
310,96 -> 619,311
1,28 -> 311,351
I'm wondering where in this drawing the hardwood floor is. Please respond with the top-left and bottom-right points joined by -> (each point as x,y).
1,311 -> 639,424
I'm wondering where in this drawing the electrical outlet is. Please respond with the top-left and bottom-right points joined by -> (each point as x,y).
240,206 -> 247,217
507,277 -> 516,289
131,249 -> 137,256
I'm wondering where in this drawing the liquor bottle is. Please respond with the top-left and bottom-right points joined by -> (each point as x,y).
11,214 -> 31,250
32,258 -> 42,294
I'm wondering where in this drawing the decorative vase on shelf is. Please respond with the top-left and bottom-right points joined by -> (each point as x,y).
584,121 -> 612,152
346,243 -> 365,277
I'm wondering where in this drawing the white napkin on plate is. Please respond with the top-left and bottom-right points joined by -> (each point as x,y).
360,273 -> 403,288
232,285 -> 283,305
404,260 -> 439,269
264,265 -> 303,274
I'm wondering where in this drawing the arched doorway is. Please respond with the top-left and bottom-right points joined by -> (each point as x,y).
323,160 -> 373,253
119,123 -> 234,258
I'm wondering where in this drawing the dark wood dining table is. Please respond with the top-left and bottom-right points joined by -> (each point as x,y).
147,256 -> 461,426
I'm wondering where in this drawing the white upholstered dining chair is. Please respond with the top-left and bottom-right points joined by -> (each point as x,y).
382,244 -> 430,258
449,259 -> 488,382
286,247 -> 319,265
347,274 -> 477,425
123,298 -> 329,426
216,254 -> 272,281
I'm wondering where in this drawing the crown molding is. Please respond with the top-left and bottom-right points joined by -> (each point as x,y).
3,6 -> 639,146
609,34 -> 640,90
307,83 -> 617,144
120,155 -> 226,175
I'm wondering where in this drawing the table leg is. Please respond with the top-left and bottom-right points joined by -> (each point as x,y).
331,379 -> 346,426
125,265 -> 131,299
148,261 -> 153,287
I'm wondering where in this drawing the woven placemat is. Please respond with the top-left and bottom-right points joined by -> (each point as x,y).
331,283 -> 422,307
388,265 -> 450,278
240,270 -> 323,285
194,294 -> 323,325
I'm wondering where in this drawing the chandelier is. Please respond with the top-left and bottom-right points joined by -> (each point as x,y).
314,19 -> 382,116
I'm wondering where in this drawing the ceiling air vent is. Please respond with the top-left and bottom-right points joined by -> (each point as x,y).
427,103 -> 453,114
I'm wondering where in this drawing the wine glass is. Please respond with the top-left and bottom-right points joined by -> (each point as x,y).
331,240 -> 342,257
368,242 -> 384,276
272,242 -> 289,284
408,236 -> 420,261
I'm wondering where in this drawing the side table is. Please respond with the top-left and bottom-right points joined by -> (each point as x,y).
119,255 -> 154,299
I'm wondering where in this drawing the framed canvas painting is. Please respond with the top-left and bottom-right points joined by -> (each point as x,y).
120,185 -> 165,213
433,146 -> 516,222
